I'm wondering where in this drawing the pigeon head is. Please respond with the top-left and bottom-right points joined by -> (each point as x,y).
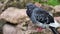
26,3 -> 36,10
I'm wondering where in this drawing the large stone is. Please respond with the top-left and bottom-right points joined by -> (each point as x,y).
53,5 -> 60,13
0,2 -> 3,8
16,21 -> 37,34
0,7 -> 28,24
35,2 -> 53,11
54,17 -> 60,23
3,16 -> 60,34
3,24 -> 17,34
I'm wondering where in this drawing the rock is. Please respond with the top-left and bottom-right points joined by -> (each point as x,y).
53,5 -> 60,13
34,2 -> 53,12
3,24 -> 17,34
41,4 -> 53,11
54,17 -> 60,23
2,16 -> 60,34
0,2 -> 3,13
16,21 -> 37,34
0,7 -> 29,24
35,2 -> 42,8
0,2 -> 3,8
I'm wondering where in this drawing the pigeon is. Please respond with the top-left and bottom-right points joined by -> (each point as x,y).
26,3 -> 60,34
26,3 -> 36,17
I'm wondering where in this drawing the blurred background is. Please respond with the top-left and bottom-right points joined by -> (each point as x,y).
0,0 -> 60,34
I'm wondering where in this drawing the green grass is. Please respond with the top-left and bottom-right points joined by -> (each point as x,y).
47,0 -> 60,6
34,0 -> 60,6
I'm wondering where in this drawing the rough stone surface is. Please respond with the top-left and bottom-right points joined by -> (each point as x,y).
3,16 -> 60,34
16,20 -> 37,34
1,5 -> 60,34
3,24 -> 17,34
0,2 -> 3,8
53,5 -> 60,13
0,7 -> 28,24
54,17 -> 60,23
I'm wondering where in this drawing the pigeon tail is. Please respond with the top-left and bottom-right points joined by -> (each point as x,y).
49,20 -> 60,28
49,26 -> 59,34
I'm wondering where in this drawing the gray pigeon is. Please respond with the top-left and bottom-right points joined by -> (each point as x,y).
26,3 -> 60,34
